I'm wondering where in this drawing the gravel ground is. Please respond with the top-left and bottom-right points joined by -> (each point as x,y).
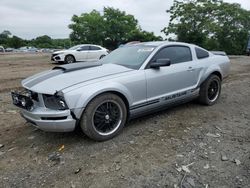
0,53 -> 249,188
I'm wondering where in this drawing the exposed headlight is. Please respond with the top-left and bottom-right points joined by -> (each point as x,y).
43,94 -> 68,110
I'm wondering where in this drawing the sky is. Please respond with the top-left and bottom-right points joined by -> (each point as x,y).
0,0 -> 249,39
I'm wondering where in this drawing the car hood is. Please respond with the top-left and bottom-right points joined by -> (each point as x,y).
53,49 -> 75,54
22,63 -> 133,94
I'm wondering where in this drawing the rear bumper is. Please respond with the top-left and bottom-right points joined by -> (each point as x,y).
21,108 -> 76,132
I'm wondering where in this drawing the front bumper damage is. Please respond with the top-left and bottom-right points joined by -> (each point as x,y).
21,108 -> 76,132
11,89 -> 82,132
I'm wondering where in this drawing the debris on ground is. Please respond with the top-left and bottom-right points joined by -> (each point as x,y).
0,144 -> 4,149
206,133 -> 221,138
129,140 -> 135,144
204,164 -> 210,169
8,147 -> 15,152
221,155 -> 229,161
176,154 -> 184,157
27,136 -> 35,140
48,152 -> 62,164
234,159 -> 241,165
178,162 -> 195,173
74,168 -> 81,174
58,145 -> 65,152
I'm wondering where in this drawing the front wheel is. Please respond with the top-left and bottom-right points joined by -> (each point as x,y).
64,55 -> 75,64
198,74 -> 221,105
80,93 -> 127,141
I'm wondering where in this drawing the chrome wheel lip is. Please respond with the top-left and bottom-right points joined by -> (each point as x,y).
208,79 -> 220,102
92,100 -> 123,136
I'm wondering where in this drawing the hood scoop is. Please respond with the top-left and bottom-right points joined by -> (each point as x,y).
53,62 -> 102,73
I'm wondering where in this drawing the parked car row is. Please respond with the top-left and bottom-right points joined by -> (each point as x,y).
0,46 -> 58,53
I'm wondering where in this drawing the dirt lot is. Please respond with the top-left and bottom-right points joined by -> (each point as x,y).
0,53 -> 249,188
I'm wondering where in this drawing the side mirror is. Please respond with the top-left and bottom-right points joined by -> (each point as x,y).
150,59 -> 171,69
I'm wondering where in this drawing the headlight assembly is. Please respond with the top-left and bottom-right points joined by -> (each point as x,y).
43,93 -> 68,110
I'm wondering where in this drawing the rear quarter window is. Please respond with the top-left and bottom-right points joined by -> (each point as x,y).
195,47 -> 209,59
90,46 -> 101,50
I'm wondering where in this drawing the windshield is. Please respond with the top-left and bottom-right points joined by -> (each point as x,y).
68,45 -> 82,50
99,45 -> 156,69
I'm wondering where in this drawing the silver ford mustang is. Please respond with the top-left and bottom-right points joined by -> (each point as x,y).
11,41 -> 230,141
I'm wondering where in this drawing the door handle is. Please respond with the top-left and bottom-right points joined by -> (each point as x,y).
187,67 -> 195,72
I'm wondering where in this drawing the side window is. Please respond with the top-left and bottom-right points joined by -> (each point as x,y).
90,46 -> 101,51
195,47 -> 209,59
152,46 -> 192,64
79,46 -> 90,51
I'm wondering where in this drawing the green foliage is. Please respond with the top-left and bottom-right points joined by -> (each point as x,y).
0,30 -> 12,48
163,0 -> 250,55
69,10 -> 105,45
8,36 -> 24,48
69,7 -> 162,49
0,30 -> 72,49
33,35 -> 52,48
103,7 -> 139,48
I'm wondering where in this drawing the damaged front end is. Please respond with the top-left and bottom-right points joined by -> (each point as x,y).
11,88 -> 77,132
11,89 -> 38,111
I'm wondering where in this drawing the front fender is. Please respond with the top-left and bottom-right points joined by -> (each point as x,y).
64,81 -> 133,111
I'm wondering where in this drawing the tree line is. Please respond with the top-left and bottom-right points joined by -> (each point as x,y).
164,0 -> 250,55
0,30 -> 71,49
1,1 -> 250,54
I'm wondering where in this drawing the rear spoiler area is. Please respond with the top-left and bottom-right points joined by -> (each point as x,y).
210,51 -> 227,56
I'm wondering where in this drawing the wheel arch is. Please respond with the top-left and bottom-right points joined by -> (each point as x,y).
74,90 -> 130,122
92,90 -> 130,118
69,84 -> 133,119
64,54 -> 75,61
202,65 -> 223,84
210,71 -> 222,80
99,54 -> 106,59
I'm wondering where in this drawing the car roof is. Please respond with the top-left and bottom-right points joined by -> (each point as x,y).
140,41 -> 194,47
79,44 -> 101,47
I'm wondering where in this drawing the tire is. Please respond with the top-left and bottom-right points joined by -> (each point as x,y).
80,93 -> 127,141
99,55 -> 106,59
198,74 -> 221,105
64,55 -> 75,64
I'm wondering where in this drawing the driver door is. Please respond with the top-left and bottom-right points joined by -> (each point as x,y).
75,46 -> 90,61
145,45 -> 201,102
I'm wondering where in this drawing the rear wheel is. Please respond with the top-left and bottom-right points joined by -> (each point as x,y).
80,93 -> 127,141
199,74 -> 221,105
64,55 -> 75,64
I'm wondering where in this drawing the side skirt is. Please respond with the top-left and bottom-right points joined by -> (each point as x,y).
129,90 -> 199,120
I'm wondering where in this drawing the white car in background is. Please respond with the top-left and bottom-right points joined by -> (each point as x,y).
0,46 -> 5,52
51,44 -> 109,64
